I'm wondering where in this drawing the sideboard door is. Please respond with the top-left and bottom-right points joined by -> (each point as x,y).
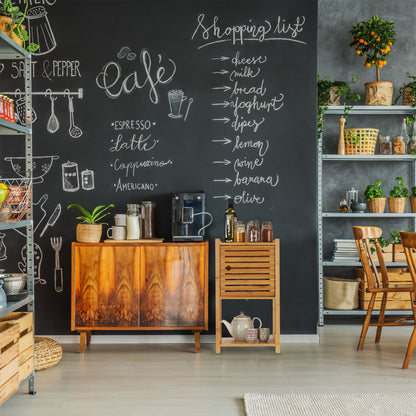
72,245 -> 141,329
140,245 -> 206,328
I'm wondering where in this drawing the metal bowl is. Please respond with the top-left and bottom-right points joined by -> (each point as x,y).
0,273 -> 27,295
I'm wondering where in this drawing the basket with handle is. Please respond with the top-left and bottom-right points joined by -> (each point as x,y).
343,127 -> 379,155
0,176 -> 32,222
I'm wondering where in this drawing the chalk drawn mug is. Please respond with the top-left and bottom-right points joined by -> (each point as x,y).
107,225 -> 126,240
168,89 -> 187,118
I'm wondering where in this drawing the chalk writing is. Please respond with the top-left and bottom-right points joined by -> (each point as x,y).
111,158 -> 173,177
109,134 -> 159,152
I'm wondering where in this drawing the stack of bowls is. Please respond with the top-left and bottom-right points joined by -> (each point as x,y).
0,273 -> 27,295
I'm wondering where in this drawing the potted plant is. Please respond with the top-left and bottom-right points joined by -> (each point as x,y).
409,186 -> 416,213
67,203 -> 114,243
350,15 -> 396,106
394,72 -> 416,107
388,176 -> 408,213
364,180 -> 386,213
0,0 -> 38,51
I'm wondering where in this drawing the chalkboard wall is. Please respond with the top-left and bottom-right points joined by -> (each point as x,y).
0,0 -> 318,335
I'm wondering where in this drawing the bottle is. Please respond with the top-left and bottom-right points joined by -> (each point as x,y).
401,118 -> 410,152
339,198 -> 350,213
408,123 -> 416,155
225,198 -> 236,242
379,135 -> 392,155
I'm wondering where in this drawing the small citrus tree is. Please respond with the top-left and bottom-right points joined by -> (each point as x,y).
350,15 -> 396,82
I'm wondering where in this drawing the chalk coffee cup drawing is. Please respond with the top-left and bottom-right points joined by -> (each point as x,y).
168,89 -> 187,118
245,328 -> 259,344
114,214 -> 127,226
259,327 -> 270,342
107,226 -> 126,240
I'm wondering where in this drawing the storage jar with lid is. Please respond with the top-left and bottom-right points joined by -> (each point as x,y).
141,201 -> 156,239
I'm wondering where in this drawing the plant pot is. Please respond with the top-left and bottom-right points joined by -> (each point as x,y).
367,197 -> 386,213
328,86 -> 341,106
410,197 -> 416,213
76,223 -> 102,243
0,16 -> 24,47
365,81 -> 393,106
403,87 -> 415,106
388,197 -> 407,213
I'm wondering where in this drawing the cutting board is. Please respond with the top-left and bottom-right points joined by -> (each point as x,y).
103,239 -> 164,243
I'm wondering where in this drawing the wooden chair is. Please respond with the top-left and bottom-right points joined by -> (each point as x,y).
398,231 -> 416,368
353,226 -> 416,368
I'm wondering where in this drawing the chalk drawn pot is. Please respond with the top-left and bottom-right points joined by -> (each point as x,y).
62,161 -> 79,192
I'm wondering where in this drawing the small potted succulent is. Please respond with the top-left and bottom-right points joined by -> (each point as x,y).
67,203 -> 114,243
364,180 -> 385,213
350,15 -> 396,105
394,72 -> 416,107
388,177 -> 408,213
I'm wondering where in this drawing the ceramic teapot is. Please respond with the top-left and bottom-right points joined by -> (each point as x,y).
221,311 -> 262,341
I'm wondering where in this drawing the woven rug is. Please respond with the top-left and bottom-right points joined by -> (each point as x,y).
244,393 -> 416,416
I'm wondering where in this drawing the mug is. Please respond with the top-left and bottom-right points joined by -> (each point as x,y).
259,327 -> 270,342
107,225 -> 126,240
245,328 -> 259,344
114,214 -> 127,226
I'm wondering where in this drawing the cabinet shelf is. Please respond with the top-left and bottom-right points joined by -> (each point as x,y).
0,293 -> 34,318
0,118 -> 31,135
0,220 -> 33,231
220,336 -> 278,347
322,154 -> 416,161
324,105 -> 416,115
0,31 -> 30,59
322,213 -> 416,218
323,260 -> 408,267
323,309 -> 413,316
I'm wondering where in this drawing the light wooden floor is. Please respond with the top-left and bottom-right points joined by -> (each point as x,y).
3,325 -> 416,415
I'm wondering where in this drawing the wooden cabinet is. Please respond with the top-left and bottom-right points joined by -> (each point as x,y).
215,239 -> 280,353
71,242 -> 208,353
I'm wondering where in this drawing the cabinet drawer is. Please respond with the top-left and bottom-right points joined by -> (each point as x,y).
220,245 -> 275,297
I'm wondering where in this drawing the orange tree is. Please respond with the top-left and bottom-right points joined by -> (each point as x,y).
349,16 -> 396,82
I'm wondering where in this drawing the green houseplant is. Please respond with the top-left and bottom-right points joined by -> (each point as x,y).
388,176 -> 408,213
0,0 -> 39,51
394,72 -> 416,107
67,203 -> 114,243
364,179 -> 386,213
350,15 -> 396,105
409,186 -> 416,213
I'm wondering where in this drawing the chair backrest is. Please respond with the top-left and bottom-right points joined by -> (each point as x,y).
352,226 -> 389,290
399,231 -> 416,290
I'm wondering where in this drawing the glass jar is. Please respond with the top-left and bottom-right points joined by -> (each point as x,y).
126,204 -> 139,216
246,220 -> 260,242
141,201 -> 156,239
379,135 -> 392,155
393,136 -> 405,155
234,221 -> 245,242
408,137 -> 416,155
261,221 -> 273,242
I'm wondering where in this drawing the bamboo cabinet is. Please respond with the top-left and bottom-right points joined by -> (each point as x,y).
71,242 -> 208,353
215,239 -> 280,353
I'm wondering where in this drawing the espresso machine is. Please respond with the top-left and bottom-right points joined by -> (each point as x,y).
171,191 -> 212,241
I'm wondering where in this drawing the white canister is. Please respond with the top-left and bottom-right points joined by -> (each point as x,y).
126,215 -> 141,239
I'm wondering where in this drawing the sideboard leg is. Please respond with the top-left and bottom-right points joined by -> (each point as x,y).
86,331 -> 92,346
193,331 -> 201,353
79,331 -> 86,354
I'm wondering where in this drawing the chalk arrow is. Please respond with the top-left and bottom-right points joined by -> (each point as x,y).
211,137 -> 232,145
213,69 -> 229,75
213,178 -> 232,183
211,101 -> 230,108
213,159 -> 231,166
213,194 -> 232,199
212,117 -> 230,124
211,56 -> 230,61
212,85 -> 231,92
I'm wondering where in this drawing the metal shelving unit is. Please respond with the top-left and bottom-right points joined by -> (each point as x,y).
0,31 -> 35,397
318,105 -> 416,326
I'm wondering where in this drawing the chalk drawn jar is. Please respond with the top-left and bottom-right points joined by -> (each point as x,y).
81,169 -> 94,190
62,161 -> 79,192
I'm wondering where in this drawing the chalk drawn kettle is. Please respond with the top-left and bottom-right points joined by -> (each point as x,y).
221,311 -> 262,341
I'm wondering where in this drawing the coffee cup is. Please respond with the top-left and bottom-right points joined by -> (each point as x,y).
107,225 -> 126,240
245,328 -> 259,344
259,327 -> 270,342
114,214 -> 127,226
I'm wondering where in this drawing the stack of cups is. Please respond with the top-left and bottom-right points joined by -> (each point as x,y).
107,214 -> 127,240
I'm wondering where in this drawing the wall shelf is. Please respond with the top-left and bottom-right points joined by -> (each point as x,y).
322,213 -> 416,218
322,154 -> 416,161
324,105 -> 416,115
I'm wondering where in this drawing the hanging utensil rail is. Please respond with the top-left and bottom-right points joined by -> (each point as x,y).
1,88 -> 83,99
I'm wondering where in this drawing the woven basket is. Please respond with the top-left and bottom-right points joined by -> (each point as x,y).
76,223 -> 102,243
34,337 -> 62,371
388,197 -> 407,213
344,128 -> 378,155
367,198 -> 386,213
410,197 -> 416,213
0,177 -> 32,222
324,277 -> 359,310
403,87 -> 415,106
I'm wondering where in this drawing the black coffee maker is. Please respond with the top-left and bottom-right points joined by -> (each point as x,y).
171,191 -> 212,241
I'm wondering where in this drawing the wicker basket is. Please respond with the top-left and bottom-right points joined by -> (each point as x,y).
344,128 -> 379,155
324,277 -> 359,310
403,87 -> 415,106
410,197 -> 416,213
0,177 -> 32,222
76,223 -> 102,243
367,197 -> 386,213
388,197 -> 407,213
34,337 -> 62,371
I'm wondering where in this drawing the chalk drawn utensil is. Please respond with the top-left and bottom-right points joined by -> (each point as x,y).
19,243 -> 45,285
5,155 -> 59,184
39,204 -> 61,238
50,237 -> 63,293
68,96 -> 83,138
184,97 -> 193,122
46,92 -> 59,133
33,194 -> 48,234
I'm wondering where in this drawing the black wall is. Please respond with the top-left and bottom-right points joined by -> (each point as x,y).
0,0 -> 317,335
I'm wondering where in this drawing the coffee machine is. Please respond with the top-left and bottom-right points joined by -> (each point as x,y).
171,191 -> 212,241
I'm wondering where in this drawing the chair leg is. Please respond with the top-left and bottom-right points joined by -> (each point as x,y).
403,291 -> 416,369
375,292 -> 387,343
358,293 -> 376,351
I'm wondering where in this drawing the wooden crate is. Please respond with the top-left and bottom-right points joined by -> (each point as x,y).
370,244 -> 393,263
0,313 -> 33,383
220,244 -> 275,297
0,322 -> 19,405
355,268 -> 413,310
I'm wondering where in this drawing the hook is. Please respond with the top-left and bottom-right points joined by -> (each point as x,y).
63,88 -> 70,98
45,88 -> 52,98
14,88 -> 22,96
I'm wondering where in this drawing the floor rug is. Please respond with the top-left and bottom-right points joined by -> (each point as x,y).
244,393 -> 416,416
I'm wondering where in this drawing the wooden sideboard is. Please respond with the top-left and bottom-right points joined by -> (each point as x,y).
71,241 -> 208,353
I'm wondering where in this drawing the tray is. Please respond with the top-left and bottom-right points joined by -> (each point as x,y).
103,239 -> 164,243
6,290 -> 30,302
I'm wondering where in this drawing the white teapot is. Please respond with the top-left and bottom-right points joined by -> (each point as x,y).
221,311 -> 262,341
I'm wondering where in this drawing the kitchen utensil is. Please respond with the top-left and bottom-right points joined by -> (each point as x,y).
346,188 -> 359,210
68,96 -> 83,138
15,90 -> 37,125
34,194 -> 48,234
4,155 -> 59,184
46,92 -> 59,133
39,204 -> 61,238
221,312 -> 262,341
50,237 -> 63,293
0,273 -> 27,294
0,232 -> 6,260
19,243 -> 45,285
27,6 -> 56,55
107,226 -> 126,240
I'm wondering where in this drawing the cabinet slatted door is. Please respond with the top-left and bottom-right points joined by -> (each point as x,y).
140,245 -> 206,328
72,245 -> 141,328
220,245 -> 275,297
